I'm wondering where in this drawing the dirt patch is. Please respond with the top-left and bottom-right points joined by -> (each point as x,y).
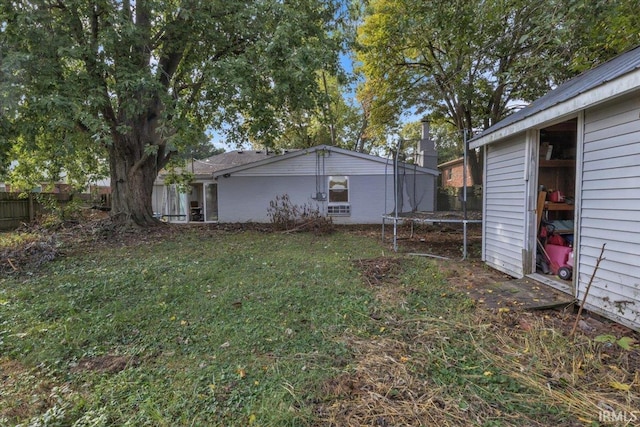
377,221 -> 483,259
70,354 -> 139,374
0,359 -> 64,421
353,257 -> 403,287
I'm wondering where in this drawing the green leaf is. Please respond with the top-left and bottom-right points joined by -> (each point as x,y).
616,336 -> 636,350
594,334 -> 616,343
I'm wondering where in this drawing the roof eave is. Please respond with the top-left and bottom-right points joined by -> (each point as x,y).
212,145 -> 440,177
470,68 -> 640,149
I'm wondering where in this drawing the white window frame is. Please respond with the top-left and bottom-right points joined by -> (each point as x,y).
328,175 -> 350,216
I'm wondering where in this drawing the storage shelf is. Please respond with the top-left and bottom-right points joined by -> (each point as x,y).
539,159 -> 575,167
545,202 -> 573,211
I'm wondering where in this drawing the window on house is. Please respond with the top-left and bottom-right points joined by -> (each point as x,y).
328,176 -> 350,215
446,169 -> 452,181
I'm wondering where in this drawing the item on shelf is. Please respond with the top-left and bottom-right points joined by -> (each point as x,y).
548,190 -> 565,203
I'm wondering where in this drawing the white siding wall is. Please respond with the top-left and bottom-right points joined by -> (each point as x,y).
217,173 -> 434,224
579,94 -> 640,329
483,135 -> 528,277
216,150 -> 435,223
233,150 -> 392,177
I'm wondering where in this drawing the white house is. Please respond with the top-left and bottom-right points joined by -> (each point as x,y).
469,45 -> 640,331
153,143 -> 439,224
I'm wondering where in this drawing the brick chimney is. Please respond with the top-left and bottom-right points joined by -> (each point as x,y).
416,120 -> 437,169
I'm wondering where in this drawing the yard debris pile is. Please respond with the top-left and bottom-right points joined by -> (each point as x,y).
1,233 -> 60,275
354,257 -> 402,286
1,215 -> 167,274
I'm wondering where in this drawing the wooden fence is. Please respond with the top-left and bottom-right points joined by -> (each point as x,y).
0,192 -> 79,231
436,188 -> 483,211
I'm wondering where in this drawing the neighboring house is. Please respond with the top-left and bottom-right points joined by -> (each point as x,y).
469,45 -> 640,331
437,157 -> 473,189
153,144 -> 439,224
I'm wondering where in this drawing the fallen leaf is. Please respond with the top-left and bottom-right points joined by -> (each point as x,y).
610,381 -> 631,391
617,336 -> 636,350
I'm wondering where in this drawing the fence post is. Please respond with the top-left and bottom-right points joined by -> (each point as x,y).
28,193 -> 35,221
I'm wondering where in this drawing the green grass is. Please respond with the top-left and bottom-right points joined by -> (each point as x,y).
0,231 -> 42,249
1,230 -> 385,426
1,228 -> 636,426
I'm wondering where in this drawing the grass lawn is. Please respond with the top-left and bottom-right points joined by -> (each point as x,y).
0,227 -> 638,426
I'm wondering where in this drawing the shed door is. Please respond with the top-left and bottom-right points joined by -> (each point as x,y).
483,135 -> 528,278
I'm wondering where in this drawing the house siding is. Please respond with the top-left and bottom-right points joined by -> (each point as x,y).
579,93 -> 640,328
231,150 -> 392,177
483,134 -> 527,277
217,174 -> 415,224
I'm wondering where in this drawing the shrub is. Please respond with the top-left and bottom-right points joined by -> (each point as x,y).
267,194 -> 333,234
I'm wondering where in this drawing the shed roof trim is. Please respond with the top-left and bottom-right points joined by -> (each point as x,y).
470,45 -> 640,149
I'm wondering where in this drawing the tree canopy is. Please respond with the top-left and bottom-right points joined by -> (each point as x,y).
355,0 -> 640,184
1,0 -> 342,225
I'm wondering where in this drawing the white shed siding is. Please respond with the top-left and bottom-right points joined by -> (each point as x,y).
232,150 -> 392,177
483,135 -> 527,277
579,94 -> 640,328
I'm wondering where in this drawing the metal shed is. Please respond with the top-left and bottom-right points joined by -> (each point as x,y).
470,45 -> 640,331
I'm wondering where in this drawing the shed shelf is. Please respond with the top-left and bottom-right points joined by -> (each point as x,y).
539,159 -> 575,167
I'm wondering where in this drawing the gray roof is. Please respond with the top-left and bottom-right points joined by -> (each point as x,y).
160,145 -> 439,180
470,45 -> 640,145
211,144 -> 439,178
159,149 -> 296,177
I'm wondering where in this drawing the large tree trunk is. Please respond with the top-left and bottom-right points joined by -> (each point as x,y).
108,133 -> 161,227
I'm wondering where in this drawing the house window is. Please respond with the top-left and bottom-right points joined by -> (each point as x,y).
327,204 -> 351,215
446,169 -> 452,181
328,176 -> 350,216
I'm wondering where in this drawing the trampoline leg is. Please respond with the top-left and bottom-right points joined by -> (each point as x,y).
462,221 -> 468,260
393,218 -> 398,252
